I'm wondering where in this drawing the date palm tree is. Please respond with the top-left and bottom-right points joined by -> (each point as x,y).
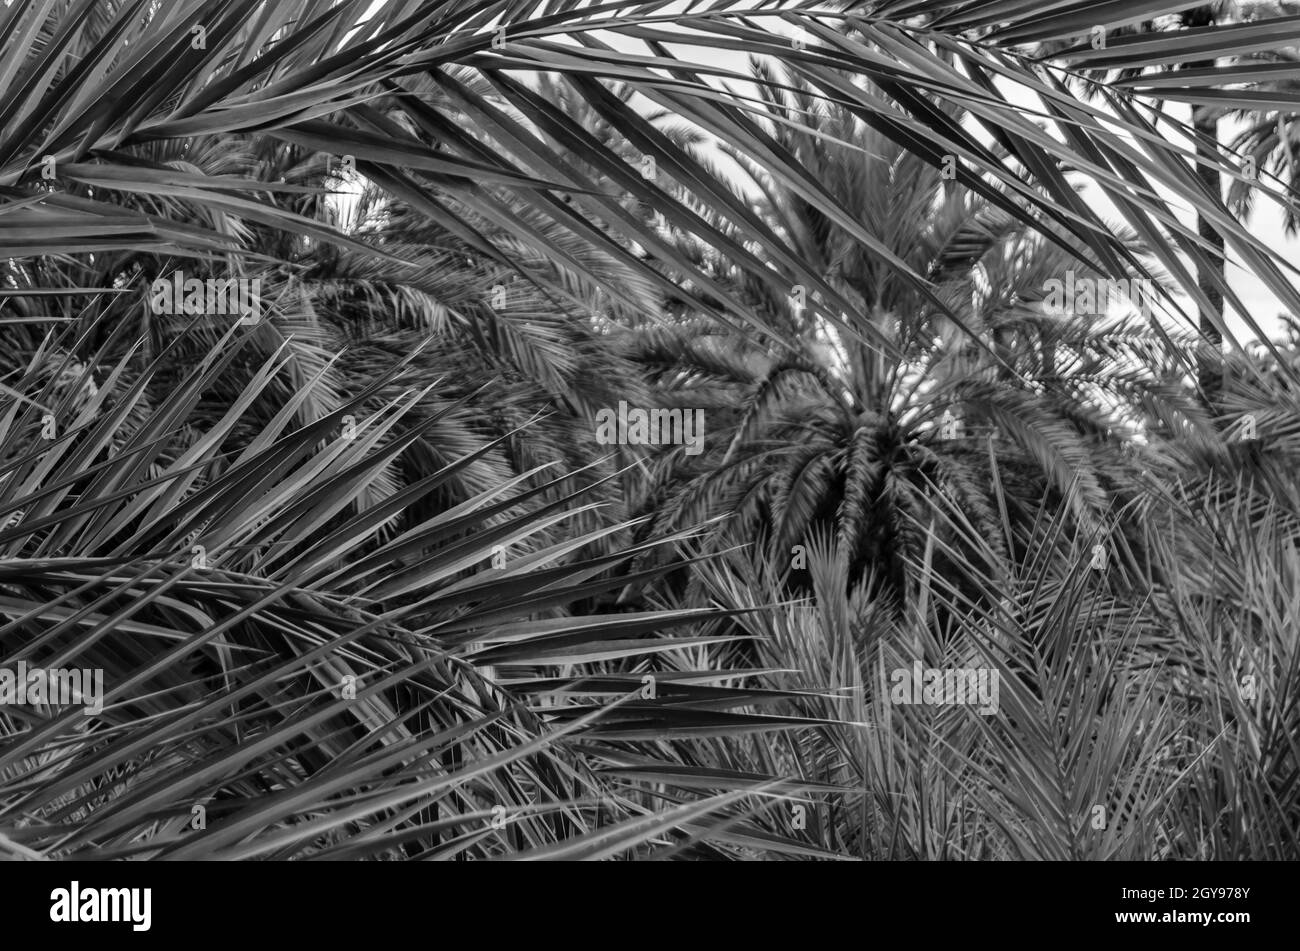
1224,49 -> 1300,232
1039,0 -> 1300,402
624,89 -> 1196,607
4,0 -> 1300,860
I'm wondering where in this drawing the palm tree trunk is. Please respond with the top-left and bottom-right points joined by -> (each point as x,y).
1183,5 -> 1225,407
1193,98 -> 1225,405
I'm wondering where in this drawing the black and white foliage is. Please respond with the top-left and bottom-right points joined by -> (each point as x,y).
1,0 -> 1298,862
